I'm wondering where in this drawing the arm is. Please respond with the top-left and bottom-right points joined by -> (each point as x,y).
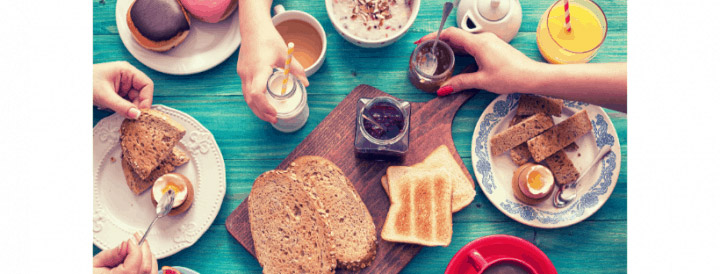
524,63 -> 627,112
417,28 -> 627,113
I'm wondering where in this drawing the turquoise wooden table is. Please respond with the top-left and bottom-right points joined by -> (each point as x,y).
93,0 -> 626,272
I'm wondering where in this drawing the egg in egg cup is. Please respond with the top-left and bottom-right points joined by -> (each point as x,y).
151,173 -> 194,216
511,163 -> 555,205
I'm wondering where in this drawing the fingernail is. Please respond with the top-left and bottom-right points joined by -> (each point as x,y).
413,38 -> 422,45
128,107 -> 141,119
121,241 -> 127,253
437,85 -> 454,96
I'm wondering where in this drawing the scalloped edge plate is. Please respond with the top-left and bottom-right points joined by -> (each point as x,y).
93,105 -> 226,258
115,0 -> 241,75
470,94 -> 621,228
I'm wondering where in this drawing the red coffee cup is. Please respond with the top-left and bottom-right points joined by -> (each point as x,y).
445,234 -> 556,274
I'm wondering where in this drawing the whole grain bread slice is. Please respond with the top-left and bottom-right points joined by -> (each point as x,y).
516,94 -> 564,116
490,113 -> 554,156
381,168 -> 453,247
288,156 -> 377,271
527,110 -> 591,162
120,109 -> 186,179
543,150 -> 580,185
248,170 -> 337,274
122,147 -> 190,195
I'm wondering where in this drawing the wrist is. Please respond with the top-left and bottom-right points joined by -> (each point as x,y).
519,61 -> 553,93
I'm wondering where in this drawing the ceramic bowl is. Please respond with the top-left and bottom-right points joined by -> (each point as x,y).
325,0 -> 421,48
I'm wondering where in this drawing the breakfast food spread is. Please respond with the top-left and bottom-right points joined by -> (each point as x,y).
381,145 -> 476,213
179,0 -> 238,23
381,168 -> 453,246
248,170 -> 337,274
287,156 -> 377,270
490,113 -> 554,156
151,173 -> 195,216
511,164 -> 554,205
248,156 -> 376,273
120,109 -> 187,194
127,0 -> 191,52
526,109 -> 592,162
331,0 -> 413,40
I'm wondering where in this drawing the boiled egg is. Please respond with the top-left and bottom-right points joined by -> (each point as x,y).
517,165 -> 555,199
152,173 -> 189,208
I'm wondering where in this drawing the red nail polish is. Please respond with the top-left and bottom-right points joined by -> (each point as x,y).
437,85 -> 454,96
413,38 -> 422,45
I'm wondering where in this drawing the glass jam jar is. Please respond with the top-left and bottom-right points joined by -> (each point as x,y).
408,39 -> 455,92
265,68 -> 310,133
354,97 -> 411,159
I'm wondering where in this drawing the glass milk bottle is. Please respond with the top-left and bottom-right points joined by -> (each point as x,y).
265,69 -> 309,133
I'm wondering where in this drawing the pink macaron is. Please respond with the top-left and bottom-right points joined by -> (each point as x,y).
179,0 -> 238,23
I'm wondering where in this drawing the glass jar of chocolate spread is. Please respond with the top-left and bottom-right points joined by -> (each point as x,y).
408,39 -> 455,92
354,97 -> 411,159
265,68 -> 310,133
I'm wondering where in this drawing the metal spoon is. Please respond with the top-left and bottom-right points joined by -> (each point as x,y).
553,146 -> 612,208
362,113 -> 386,133
419,2 -> 454,75
138,189 -> 175,246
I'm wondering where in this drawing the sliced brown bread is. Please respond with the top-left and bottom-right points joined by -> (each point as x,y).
122,147 -> 190,195
248,170 -> 337,274
490,113 -> 554,156
381,168 -> 453,247
544,150 -> 580,185
516,94 -> 564,116
508,115 -> 533,166
527,110 -> 592,162
287,156 -> 377,271
120,109 -> 186,179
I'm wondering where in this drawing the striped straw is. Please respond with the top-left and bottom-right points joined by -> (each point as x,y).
281,42 -> 295,96
563,0 -> 571,32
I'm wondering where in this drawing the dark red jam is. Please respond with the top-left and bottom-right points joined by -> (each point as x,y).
362,102 -> 404,140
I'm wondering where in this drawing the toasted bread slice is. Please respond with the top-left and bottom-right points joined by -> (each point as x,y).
516,94 -> 564,117
527,110 -> 592,162
381,168 -> 453,247
122,147 -> 189,195
120,109 -> 186,179
248,170 -> 336,274
382,145 -> 475,213
288,156 -> 377,271
490,113 -> 554,156
543,150 -> 580,185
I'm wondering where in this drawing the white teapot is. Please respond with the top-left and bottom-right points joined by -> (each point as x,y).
455,0 -> 523,42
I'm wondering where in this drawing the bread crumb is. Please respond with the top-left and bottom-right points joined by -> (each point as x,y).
110,157 -> 116,163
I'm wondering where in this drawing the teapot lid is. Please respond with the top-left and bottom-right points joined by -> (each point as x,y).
477,0 -> 511,21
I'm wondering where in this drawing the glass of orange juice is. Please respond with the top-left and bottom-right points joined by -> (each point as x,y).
536,0 -> 607,64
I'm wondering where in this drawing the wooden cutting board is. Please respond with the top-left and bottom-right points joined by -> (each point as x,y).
226,84 -> 475,273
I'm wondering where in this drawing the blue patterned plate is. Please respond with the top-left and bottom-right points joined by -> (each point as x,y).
470,94 -> 621,228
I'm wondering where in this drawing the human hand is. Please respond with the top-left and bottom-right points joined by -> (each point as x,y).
237,29 -> 308,124
415,27 -> 543,96
93,61 -> 154,119
93,232 -> 158,274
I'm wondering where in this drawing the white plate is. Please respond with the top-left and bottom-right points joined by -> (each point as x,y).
471,94 -> 621,228
115,0 -> 241,75
93,105 -> 226,259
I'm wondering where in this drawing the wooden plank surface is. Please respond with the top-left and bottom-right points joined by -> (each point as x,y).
93,0 -> 627,273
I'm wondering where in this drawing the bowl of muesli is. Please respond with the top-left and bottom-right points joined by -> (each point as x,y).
326,0 -> 420,48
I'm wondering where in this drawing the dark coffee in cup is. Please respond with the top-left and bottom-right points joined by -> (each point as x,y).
481,261 -> 530,274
